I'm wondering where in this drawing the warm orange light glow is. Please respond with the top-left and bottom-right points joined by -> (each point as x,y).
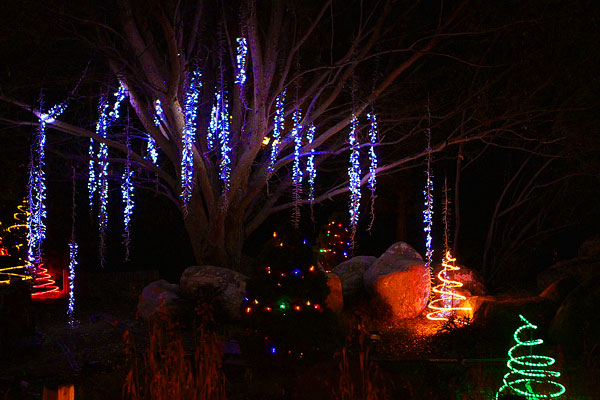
31,263 -> 66,301
426,251 -> 472,321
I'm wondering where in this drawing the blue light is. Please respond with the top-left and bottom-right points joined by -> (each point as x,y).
207,100 -> 218,151
181,70 -> 203,208
292,268 -> 301,277
88,139 -> 97,207
27,100 -> 68,266
423,125 -> 434,275
347,114 -> 361,249
292,109 -> 303,226
153,99 -> 164,127
366,113 -> 379,231
267,90 -> 286,176
108,82 -> 127,121
67,238 -> 78,326
306,124 -> 317,205
145,134 -> 159,165
217,89 -> 232,193
121,139 -> 135,261
235,37 -> 247,87
271,347 -> 277,354
96,97 -> 110,262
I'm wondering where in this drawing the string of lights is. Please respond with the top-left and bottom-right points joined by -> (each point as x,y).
0,200 -> 33,284
306,124 -> 317,208
146,134 -> 159,166
153,99 -> 164,127
347,114 -> 361,250
88,139 -> 97,207
96,98 -> 110,264
366,112 -> 379,232
292,109 -> 303,227
27,100 -> 68,266
31,262 -> 62,300
180,70 -> 203,209
208,98 -> 218,152
67,239 -> 78,326
496,315 -> 566,399
426,250 -> 472,321
218,88 -> 232,193
121,130 -> 135,261
235,37 -> 248,88
108,82 -> 127,121
267,90 -> 286,176
423,104 -> 434,289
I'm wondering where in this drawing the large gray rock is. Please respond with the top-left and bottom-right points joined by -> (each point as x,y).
378,241 -> 423,263
432,262 -> 487,297
180,265 -> 248,319
333,256 -> 377,297
137,280 -> 184,323
364,257 -> 430,319
550,279 -> 600,360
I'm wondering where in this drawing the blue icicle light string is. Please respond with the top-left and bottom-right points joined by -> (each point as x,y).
180,70 -> 203,209
218,89 -> 232,193
367,112 -> 379,231
145,134 -> 159,166
67,238 -> 78,326
27,101 -> 68,266
268,90 -> 286,176
153,99 -> 164,127
121,139 -> 135,261
291,109 -> 303,227
347,114 -> 361,249
306,123 -> 317,205
235,37 -> 248,88
423,125 -> 434,279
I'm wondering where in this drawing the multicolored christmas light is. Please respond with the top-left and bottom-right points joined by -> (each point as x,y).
496,315 -> 566,399
366,112 -> 379,231
317,220 -> 351,271
291,110 -> 303,227
235,37 -> 248,88
28,100 -> 68,266
347,114 -> 361,249
180,70 -> 202,208
267,90 -> 286,176
306,123 -> 317,206
0,200 -> 33,284
426,250 -> 472,321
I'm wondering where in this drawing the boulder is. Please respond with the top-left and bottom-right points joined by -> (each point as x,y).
550,279 -> 600,360
537,258 -> 600,291
180,265 -> 248,319
378,241 -> 423,263
332,256 -> 377,297
432,263 -> 487,297
578,235 -> 600,258
137,280 -> 184,323
539,276 -> 579,304
325,272 -> 343,313
364,258 -> 430,319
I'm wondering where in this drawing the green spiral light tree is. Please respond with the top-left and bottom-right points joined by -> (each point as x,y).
496,314 -> 566,399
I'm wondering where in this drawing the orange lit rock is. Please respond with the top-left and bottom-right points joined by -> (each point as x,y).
364,257 -> 430,319
432,262 -> 487,297
325,272 -> 343,313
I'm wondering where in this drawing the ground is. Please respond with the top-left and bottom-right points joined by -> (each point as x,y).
0,277 -> 598,400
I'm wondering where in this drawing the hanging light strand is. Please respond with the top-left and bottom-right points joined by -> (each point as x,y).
347,114 -> 361,250
306,124 -> 317,212
180,70 -> 203,210
268,90 -> 286,176
96,98 -> 110,264
423,101 -> 434,286
67,166 -> 78,326
235,37 -> 248,88
218,88 -> 232,193
121,126 -> 135,261
366,112 -> 379,232
153,99 -> 164,127
27,99 -> 68,266
291,109 -> 303,227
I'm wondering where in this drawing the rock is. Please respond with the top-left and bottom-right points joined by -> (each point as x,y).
539,276 -> 579,303
378,241 -> 423,263
550,279 -> 600,360
578,234 -> 600,258
473,295 -> 557,336
137,280 -> 184,323
180,265 -> 248,319
325,272 -> 343,313
432,262 -> 488,297
332,256 -> 377,297
364,258 -> 430,319
537,258 -> 600,291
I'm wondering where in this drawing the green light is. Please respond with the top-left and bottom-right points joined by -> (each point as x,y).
496,315 -> 566,399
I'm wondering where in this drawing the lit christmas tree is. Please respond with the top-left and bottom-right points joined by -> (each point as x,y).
0,199 -> 33,284
243,225 -> 341,362
316,220 -> 352,271
496,315 -> 566,400
426,250 -> 471,321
